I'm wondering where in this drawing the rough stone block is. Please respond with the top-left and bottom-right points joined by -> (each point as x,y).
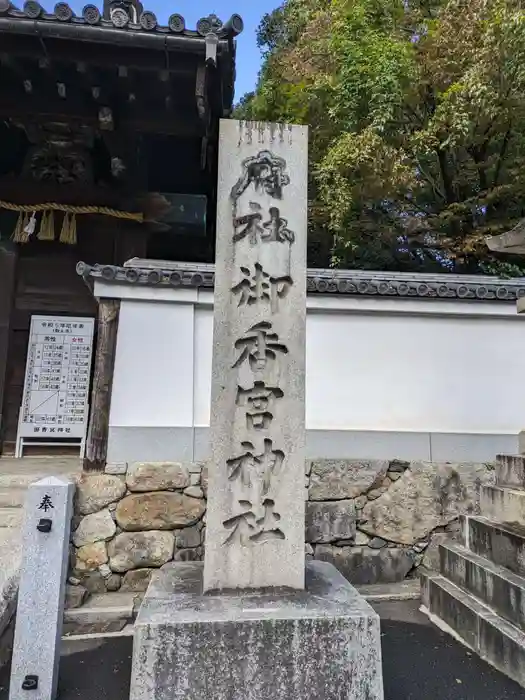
173,547 -> 203,562
361,461 -> 494,545
105,463 -> 128,476
315,545 -> 414,585
305,500 -> 356,544
126,462 -> 190,492
108,531 -> 174,573
183,486 -> 204,499
72,509 -> 116,547
74,542 -> 108,572
131,561 -> 383,700
116,492 -> 205,531
121,569 -> 154,593
76,474 -> 126,515
65,584 -> 89,610
309,460 -> 389,501
422,532 -> 451,570
175,525 -> 201,549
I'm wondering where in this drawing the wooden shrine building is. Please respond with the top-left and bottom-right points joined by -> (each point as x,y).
0,0 -> 243,456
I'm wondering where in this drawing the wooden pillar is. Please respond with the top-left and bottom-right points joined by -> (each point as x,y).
0,246 -> 17,453
84,298 -> 120,471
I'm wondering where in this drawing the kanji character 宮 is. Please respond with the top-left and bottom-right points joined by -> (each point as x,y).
236,381 -> 283,430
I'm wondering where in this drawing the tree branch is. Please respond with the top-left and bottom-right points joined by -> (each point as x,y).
493,125 -> 512,188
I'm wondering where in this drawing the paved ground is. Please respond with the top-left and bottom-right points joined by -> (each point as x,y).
0,601 -> 523,699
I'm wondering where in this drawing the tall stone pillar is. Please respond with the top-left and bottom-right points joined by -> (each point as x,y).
130,121 -> 384,700
203,120 -> 307,591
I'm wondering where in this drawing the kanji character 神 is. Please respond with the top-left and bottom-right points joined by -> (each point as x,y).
227,438 -> 285,494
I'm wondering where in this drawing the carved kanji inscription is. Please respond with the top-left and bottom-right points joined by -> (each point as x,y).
236,381 -> 284,430
226,437 -> 285,494
233,203 -> 295,245
232,264 -> 292,312
223,498 -> 285,546
231,150 -> 290,201
233,321 -> 288,372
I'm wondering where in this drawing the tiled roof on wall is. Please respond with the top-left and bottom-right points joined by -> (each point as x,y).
76,260 -> 525,302
0,2 -> 243,39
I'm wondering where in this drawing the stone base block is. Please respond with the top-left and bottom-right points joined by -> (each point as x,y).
130,561 -> 384,700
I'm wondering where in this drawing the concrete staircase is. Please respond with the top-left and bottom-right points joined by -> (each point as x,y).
421,455 -> 525,687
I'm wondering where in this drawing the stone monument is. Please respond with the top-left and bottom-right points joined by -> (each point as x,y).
10,476 -> 74,700
130,120 -> 384,700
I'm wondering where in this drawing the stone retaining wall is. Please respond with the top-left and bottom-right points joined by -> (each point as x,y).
67,459 -> 495,600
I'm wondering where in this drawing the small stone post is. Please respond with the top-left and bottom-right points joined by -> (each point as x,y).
203,120 -> 308,592
9,477 -> 74,700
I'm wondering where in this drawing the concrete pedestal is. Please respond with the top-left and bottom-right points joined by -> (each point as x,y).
130,560 -> 384,700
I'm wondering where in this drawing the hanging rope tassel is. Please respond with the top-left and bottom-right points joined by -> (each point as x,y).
37,209 -> 55,241
60,212 -> 77,245
24,212 -> 37,238
11,212 -> 27,243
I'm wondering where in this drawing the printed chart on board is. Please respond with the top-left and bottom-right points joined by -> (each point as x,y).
16,315 -> 95,454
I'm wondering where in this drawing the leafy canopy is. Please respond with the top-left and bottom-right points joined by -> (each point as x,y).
236,0 -> 525,274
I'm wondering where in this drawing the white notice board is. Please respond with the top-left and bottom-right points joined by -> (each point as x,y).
15,315 -> 95,457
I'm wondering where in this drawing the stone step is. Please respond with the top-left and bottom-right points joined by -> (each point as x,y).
480,484 -> 525,526
0,508 -> 23,529
421,572 -> 525,688
63,592 -> 139,636
468,516 -> 525,577
0,489 -> 26,508
440,541 -> 525,631
496,455 -> 525,489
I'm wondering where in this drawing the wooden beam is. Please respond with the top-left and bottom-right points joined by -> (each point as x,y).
0,33 -> 203,75
83,298 -> 120,471
0,95 -> 203,136
0,246 -> 17,454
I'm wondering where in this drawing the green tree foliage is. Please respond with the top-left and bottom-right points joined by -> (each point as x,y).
236,0 -> 525,274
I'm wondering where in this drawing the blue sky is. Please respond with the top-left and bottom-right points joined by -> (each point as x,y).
69,1 -> 278,99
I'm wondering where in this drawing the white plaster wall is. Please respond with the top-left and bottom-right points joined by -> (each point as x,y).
101,281 -> 525,441
109,299 -> 195,428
